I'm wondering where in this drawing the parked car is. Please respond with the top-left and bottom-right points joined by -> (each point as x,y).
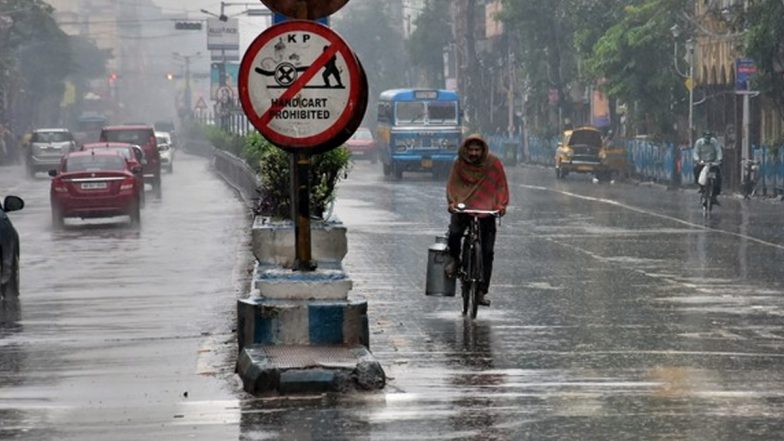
155,131 -> 174,173
49,150 -> 143,228
0,195 -> 24,296
81,142 -> 146,206
554,126 -> 613,181
99,125 -> 161,198
26,128 -> 77,177
345,127 -> 377,163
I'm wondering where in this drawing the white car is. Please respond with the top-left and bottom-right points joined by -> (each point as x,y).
155,131 -> 174,173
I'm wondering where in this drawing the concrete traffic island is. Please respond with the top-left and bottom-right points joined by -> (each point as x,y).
237,217 -> 386,395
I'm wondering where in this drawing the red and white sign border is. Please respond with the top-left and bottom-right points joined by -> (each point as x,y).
239,20 -> 364,152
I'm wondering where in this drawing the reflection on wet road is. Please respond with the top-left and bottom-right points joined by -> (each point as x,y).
241,162 -> 784,440
0,154 -> 249,440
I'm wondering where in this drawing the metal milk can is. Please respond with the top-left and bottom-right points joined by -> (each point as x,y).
426,236 -> 456,296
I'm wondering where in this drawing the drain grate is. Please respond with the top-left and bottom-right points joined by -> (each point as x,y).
262,345 -> 358,369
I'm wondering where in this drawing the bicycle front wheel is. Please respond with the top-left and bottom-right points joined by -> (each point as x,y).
468,280 -> 479,319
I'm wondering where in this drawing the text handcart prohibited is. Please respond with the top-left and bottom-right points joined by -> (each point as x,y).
239,20 -> 367,153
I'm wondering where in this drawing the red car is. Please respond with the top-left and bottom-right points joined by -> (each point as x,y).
99,125 -> 161,198
49,150 -> 143,228
345,127 -> 377,162
81,142 -> 147,206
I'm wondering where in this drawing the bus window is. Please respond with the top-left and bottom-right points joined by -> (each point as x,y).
377,102 -> 392,123
395,102 -> 426,124
428,102 -> 458,124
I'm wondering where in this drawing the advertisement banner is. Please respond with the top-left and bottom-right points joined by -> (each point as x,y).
211,62 -> 240,100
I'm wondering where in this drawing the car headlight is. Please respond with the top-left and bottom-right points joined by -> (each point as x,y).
562,148 -> 573,158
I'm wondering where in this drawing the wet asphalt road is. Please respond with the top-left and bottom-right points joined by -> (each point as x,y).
242,161 -> 784,440
0,153 -> 249,440
3,155 -> 784,440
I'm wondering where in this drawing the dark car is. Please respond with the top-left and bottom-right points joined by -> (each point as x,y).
0,195 -> 24,296
99,125 -> 161,198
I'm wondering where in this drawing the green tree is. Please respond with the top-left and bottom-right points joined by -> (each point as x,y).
333,2 -> 410,128
501,0 -> 581,135
0,0 -> 71,126
586,0 -> 688,137
745,0 -> 784,121
407,0 -> 451,87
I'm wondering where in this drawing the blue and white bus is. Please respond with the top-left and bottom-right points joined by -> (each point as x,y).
376,89 -> 462,179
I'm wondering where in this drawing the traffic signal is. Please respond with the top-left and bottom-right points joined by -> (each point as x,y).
175,21 -> 202,30
166,73 -> 175,80
109,72 -> 118,82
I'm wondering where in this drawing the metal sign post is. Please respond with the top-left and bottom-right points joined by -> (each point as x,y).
238,13 -> 367,272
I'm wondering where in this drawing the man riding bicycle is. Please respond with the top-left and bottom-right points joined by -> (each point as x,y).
445,135 -> 510,306
693,130 -> 723,206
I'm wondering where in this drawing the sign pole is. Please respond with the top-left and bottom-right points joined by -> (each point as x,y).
291,1 -> 314,272
291,151 -> 315,271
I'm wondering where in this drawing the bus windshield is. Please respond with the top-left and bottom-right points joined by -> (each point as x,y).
427,102 -> 458,124
395,102 -> 426,124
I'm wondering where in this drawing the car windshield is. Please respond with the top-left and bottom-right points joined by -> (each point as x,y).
103,130 -> 151,146
156,136 -> 169,144
395,102 -> 426,124
32,132 -> 72,143
351,129 -> 373,141
64,155 -> 126,172
427,102 -> 457,124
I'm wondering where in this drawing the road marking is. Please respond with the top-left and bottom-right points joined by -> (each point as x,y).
517,184 -> 784,251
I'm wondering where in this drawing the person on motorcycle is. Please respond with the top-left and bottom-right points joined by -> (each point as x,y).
444,135 -> 510,306
693,130 -> 723,205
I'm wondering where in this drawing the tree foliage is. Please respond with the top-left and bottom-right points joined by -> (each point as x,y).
586,0 -> 688,137
407,0 -> 452,87
333,2 -> 410,127
745,0 -> 784,120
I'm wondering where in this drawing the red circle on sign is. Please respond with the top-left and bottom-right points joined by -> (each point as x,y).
239,21 -> 366,153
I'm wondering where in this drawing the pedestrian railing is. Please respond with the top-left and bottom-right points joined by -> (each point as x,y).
213,148 -> 261,204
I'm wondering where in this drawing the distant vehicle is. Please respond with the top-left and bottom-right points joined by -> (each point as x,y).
155,131 -> 175,173
26,128 -> 77,177
554,126 -> 621,182
73,114 -> 108,145
99,125 -> 161,198
81,142 -> 146,205
376,89 -> 462,180
0,195 -> 24,296
345,127 -> 377,163
49,150 -> 143,228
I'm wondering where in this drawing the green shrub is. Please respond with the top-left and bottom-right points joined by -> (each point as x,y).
245,132 -> 351,220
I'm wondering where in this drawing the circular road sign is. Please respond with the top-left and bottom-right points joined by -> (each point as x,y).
259,0 -> 349,20
239,20 -> 367,153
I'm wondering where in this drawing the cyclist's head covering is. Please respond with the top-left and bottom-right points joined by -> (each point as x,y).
459,135 -> 489,166
702,130 -> 713,139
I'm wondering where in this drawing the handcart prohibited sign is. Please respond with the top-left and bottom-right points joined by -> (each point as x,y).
239,21 -> 367,153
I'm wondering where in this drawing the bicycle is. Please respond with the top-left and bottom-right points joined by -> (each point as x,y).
697,161 -> 720,216
454,203 -> 499,319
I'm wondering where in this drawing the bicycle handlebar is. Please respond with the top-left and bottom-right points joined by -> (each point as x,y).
455,203 -> 500,216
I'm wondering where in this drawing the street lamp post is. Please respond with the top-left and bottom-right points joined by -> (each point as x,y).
173,52 -> 201,119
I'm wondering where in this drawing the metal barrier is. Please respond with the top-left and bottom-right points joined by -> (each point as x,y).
625,139 -> 676,184
213,148 -> 261,203
486,134 -> 522,166
753,145 -> 784,195
526,136 -> 557,166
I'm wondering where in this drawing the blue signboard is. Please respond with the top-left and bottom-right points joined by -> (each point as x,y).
272,12 -> 329,25
736,57 -> 757,91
